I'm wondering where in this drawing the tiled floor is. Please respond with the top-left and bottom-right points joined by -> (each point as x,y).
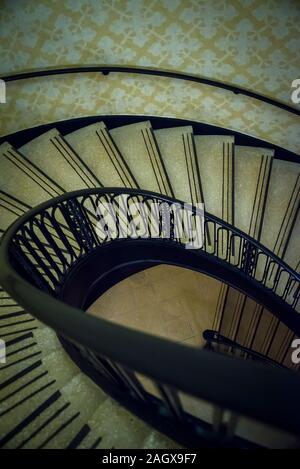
88,265 -> 221,347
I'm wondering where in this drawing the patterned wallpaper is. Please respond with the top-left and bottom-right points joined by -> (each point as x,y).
0,0 -> 299,152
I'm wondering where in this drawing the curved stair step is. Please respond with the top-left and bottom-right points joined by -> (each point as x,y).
65,122 -> 136,189
284,214 -> 300,273
216,145 -> 274,346
0,365 -> 55,419
40,373 -> 105,449
283,216 -> 300,313
110,121 -> 172,196
194,135 -> 234,331
0,191 -> 32,232
0,374 -> 59,448
0,143 -> 54,209
260,159 -> 300,257
142,430 -> 181,449
0,308 -> 39,340
155,126 -> 202,204
78,397 -> 152,449
33,327 -> 62,357
0,298 -> 24,311
19,129 -> 100,192
19,400 -> 81,449
234,146 -> 274,237
0,359 -> 49,404
42,349 -> 80,388
0,344 -> 42,385
194,135 -> 234,222
0,333 -> 37,366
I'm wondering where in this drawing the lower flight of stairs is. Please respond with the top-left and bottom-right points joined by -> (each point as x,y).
0,117 -> 299,447
0,312 -> 179,449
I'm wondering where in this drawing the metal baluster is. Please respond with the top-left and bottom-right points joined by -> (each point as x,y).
107,361 -> 147,402
59,199 -> 98,254
10,239 -> 52,292
241,241 -> 258,277
37,212 -> 72,273
156,384 -> 184,421
17,226 -> 59,289
26,219 -> 63,279
212,406 -> 224,435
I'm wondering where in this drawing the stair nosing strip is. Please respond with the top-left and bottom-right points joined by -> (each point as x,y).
38,410 -> 81,449
4,151 -> 59,199
0,390 -> 62,448
0,379 -> 56,417
17,401 -> 70,449
8,149 -> 63,196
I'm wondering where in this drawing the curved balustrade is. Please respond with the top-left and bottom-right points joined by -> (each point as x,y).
3,188 -> 299,313
1,187 -> 300,447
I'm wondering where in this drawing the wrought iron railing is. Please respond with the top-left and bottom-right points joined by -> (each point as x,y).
203,330 -> 285,369
4,188 -> 299,312
0,188 -> 300,447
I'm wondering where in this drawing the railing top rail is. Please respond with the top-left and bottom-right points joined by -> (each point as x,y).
1,64 -> 299,117
1,187 -> 300,435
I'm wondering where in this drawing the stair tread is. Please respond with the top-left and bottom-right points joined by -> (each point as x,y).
0,379 -> 59,448
60,373 -> 106,421
20,400 -> 78,449
19,129 -> 99,192
234,145 -> 274,237
42,349 -> 80,388
110,121 -> 171,195
40,409 -> 85,449
0,347 -> 42,384
0,367 -> 53,417
0,309 -> 38,336
283,214 -> 300,272
80,397 -> 151,449
65,122 -> 136,188
260,159 -> 300,257
194,135 -> 234,222
155,126 -> 202,204
142,431 -> 181,449
0,364 -> 48,403
0,142 -> 51,209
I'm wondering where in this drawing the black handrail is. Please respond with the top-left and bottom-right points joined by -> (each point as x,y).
1,187 -> 300,443
1,64 -> 299,116
203,330 -> 285,369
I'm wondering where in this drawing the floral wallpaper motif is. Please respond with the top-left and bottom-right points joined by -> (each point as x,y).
0,0 -> 299,152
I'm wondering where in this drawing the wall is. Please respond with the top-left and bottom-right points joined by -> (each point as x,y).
0,0 -> 299,151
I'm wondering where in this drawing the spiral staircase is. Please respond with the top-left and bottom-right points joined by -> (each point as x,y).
0,67 -> 300,449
